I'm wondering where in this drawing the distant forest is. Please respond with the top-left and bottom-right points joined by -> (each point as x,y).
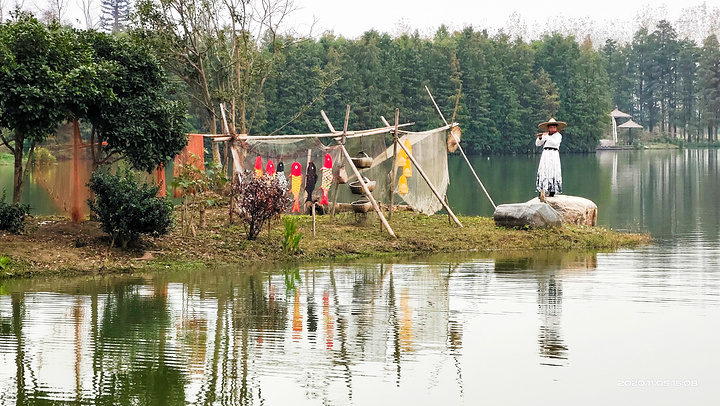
134,11 -> 720,154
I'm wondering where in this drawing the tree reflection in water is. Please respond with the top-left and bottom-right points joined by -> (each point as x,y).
0,261 -> 473,405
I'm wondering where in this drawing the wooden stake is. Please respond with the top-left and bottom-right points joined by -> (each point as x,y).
330,105 -> 351,218
397,140 -> 463,228
340,144 -> 396,238
312,203 -> 316,237
389,108 -> 400,219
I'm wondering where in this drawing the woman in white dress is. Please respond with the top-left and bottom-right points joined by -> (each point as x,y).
535,118 -> 566,197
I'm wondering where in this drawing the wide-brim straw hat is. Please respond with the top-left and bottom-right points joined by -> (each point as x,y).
538,118 -> 567,131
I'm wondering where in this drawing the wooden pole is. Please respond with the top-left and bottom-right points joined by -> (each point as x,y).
340,144 -> 396,237
389,108 -> 400,219
450,83 -> 462,126
426,85 -> 496,209
397,140 -> 463,228
312,203 -> 316,237
320,110 -> 336,132
330,105 -> 351,218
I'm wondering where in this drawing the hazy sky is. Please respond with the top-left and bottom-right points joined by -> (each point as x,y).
290,0 -> 720,40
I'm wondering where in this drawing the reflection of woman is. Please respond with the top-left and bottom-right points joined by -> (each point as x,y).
535,118 -> 566,197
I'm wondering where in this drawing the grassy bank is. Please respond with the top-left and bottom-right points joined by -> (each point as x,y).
0,151 -> 12,165
0,207 -> 650,279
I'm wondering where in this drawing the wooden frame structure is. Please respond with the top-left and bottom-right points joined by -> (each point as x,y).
189,103 -> 468,237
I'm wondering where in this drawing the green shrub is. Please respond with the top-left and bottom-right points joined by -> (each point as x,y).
281,217 -> 303,254
33,147 -> 56,167
0,256 -> 11,270
87,166 -> 174,249
0,190 -> 30,234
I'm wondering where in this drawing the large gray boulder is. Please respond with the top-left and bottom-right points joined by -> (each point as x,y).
493,203 -> 562,229
526,195 -> 597,226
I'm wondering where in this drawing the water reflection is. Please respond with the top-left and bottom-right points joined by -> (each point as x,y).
0,261 -> 472,405
493,251 -> 598,367
2,246 -> 720,404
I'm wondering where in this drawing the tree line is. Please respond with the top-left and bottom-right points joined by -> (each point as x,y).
253,22 -> 720,151
129,0 -> 720,154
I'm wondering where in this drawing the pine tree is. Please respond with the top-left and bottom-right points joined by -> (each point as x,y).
698,35 -> 720,142
100,0 -> 130,33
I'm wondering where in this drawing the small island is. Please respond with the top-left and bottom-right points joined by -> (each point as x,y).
0,206 -> 649,279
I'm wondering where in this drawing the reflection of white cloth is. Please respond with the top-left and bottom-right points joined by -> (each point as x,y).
535,133 -> 563,194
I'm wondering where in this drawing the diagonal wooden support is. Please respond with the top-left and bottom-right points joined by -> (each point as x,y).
397,140 -> 463,228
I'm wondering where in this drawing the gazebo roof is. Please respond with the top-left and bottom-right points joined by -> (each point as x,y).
618,119 -> 643,129
611,107 -> 632,119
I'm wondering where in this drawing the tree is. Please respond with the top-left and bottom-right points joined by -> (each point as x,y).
78,31 -> 187,172
99,0 -> 130,33
0,13 -> 104,203
698,35 -> 720,142
676,40 -> 699,141
0,13 -> 186,204
133,0 -> 308,167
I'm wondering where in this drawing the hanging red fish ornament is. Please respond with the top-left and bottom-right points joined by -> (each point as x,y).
319,153 -> 333,205
290,161 -> 303,213
266,159 -> 276,177
254,156 -> 263,178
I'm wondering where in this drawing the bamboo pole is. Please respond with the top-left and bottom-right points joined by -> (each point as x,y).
450,83 -> 462,126
330,106 -> 351,218
320,110 -> 336,132
389,108 -> 400,219
425,85 -> 496,209
340,144 -> 396,237
397,140 -> 463,228
312,203 -> 316,237
193,123 -> 414,141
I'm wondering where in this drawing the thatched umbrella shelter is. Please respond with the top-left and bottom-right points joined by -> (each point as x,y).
610,107 -> 633,144
618,119 -> 643,145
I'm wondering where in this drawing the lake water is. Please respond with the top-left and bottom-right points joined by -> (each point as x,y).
1,149 -> 719,405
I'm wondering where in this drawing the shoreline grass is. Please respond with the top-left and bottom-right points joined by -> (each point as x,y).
0,208 -> 651,280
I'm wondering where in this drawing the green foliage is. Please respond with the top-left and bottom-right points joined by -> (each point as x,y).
0,190 -> 30,234
281,217 -> 303,254
0,13 -> 185,205
33,147 -> 56,167
0,256 -> 10,270
87,165 -> 174,249
171,154 -> 228,235
78,31 -> 187,172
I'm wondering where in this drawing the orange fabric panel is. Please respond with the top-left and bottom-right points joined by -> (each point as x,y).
156,164 -> 166,197
173,134 -> 206,197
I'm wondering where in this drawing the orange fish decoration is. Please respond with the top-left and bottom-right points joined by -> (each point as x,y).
254,156 -> 263,178
290,161 -> 302,213
398,175 -> 409,195
265,159 -> 276,177
319,153 -> 333,205
402,140 -> 412,177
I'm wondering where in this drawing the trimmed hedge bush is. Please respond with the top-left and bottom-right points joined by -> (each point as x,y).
88,166 -> 174,249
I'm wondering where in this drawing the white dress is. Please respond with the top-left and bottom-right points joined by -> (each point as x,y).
535,132 -> 563,195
